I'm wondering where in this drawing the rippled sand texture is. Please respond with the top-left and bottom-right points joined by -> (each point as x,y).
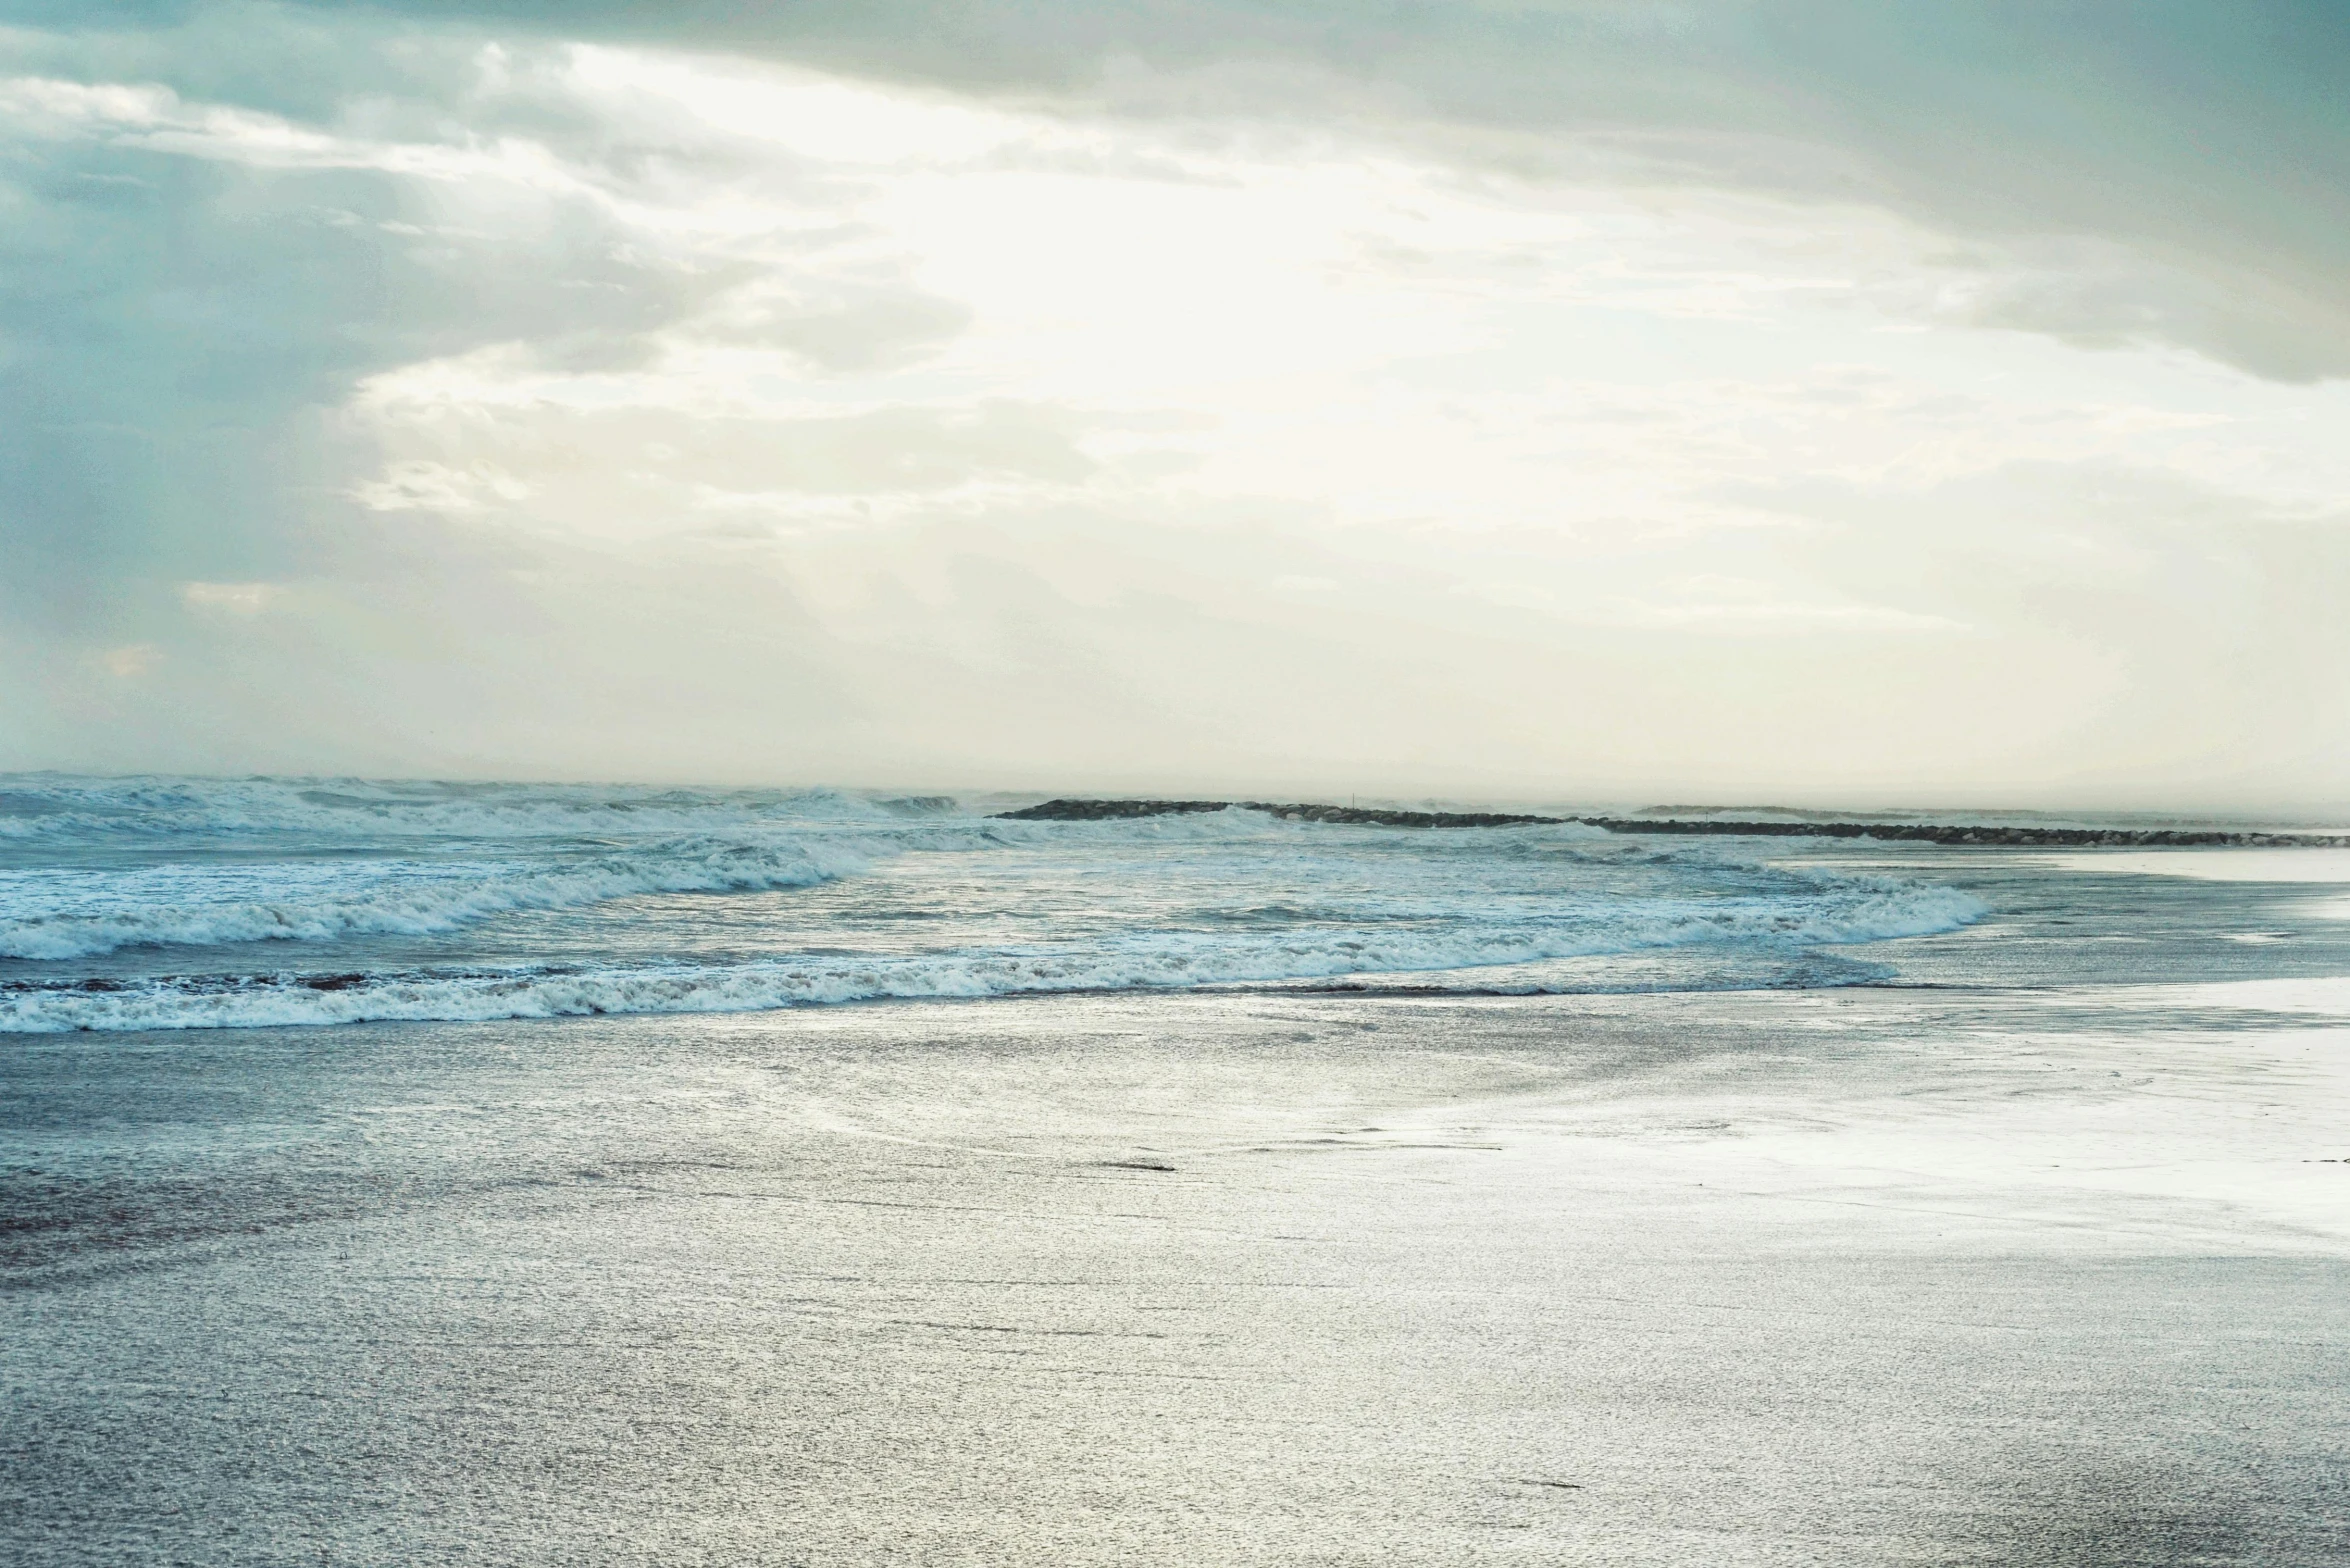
7,969 -> 2348,1564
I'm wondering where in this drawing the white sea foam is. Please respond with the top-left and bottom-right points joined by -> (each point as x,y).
0,773 -> 1997,1031
0,879 -> 1986,1032
0,795 -> 1616,960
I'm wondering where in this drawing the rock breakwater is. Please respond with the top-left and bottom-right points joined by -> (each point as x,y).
994,799 -> 2341,847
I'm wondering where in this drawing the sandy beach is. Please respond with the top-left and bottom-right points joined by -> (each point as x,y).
10,965 -> 2347,1564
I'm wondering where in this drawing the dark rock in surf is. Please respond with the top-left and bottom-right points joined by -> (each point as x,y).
993,798 -> 2343,847
997,799 -> 1232,821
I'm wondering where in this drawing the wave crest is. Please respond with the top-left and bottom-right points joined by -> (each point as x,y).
0,880 -> 1986,1032
0,836 -> 876,960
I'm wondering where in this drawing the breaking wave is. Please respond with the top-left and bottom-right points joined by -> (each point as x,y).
0,773 -> 1997,1033
0,878 -> 1986,1032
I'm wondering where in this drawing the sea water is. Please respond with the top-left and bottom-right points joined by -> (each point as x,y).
0,777 -> 1991,1031
6,776 -> 2349,1565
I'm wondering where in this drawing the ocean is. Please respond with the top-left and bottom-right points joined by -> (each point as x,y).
4,777 -> 2347,1563
0,777 -> 2003,1031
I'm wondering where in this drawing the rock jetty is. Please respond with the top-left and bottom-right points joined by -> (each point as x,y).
995,799 -> 1563,830
993,799 -> 2341,848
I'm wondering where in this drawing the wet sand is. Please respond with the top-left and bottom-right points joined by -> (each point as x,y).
6,980 -> 2347,1564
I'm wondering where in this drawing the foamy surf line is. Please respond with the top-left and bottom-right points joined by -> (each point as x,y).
0,809 -> 1490,961
0,885 -> 1985,1032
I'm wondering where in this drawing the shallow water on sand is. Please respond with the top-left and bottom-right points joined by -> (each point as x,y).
5,832 -> 2350,1563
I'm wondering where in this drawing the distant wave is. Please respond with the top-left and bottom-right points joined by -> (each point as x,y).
0,881 -> 1986,1031
0,836 -> 879,960
0,776 -> 923,844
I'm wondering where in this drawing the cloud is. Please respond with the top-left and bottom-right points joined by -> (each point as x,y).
0,23 -> 988,677
702,284 -> 973,375
1721,461 -> 2350,789
119,0 -> 2339,382
179,580 -> 285,613
1919,235 -> 2350,385
0,41 -> 745,650
98,644 -> 161,679
343,397 -> 1104,538
6,3 -> 2350,804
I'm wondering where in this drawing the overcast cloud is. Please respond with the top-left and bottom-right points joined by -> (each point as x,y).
4,2 -> 2348,807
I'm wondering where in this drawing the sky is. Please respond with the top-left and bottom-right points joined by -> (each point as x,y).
4,1 -> 2349,808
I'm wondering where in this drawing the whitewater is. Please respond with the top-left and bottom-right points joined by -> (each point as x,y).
0,776 -> 1988,1032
